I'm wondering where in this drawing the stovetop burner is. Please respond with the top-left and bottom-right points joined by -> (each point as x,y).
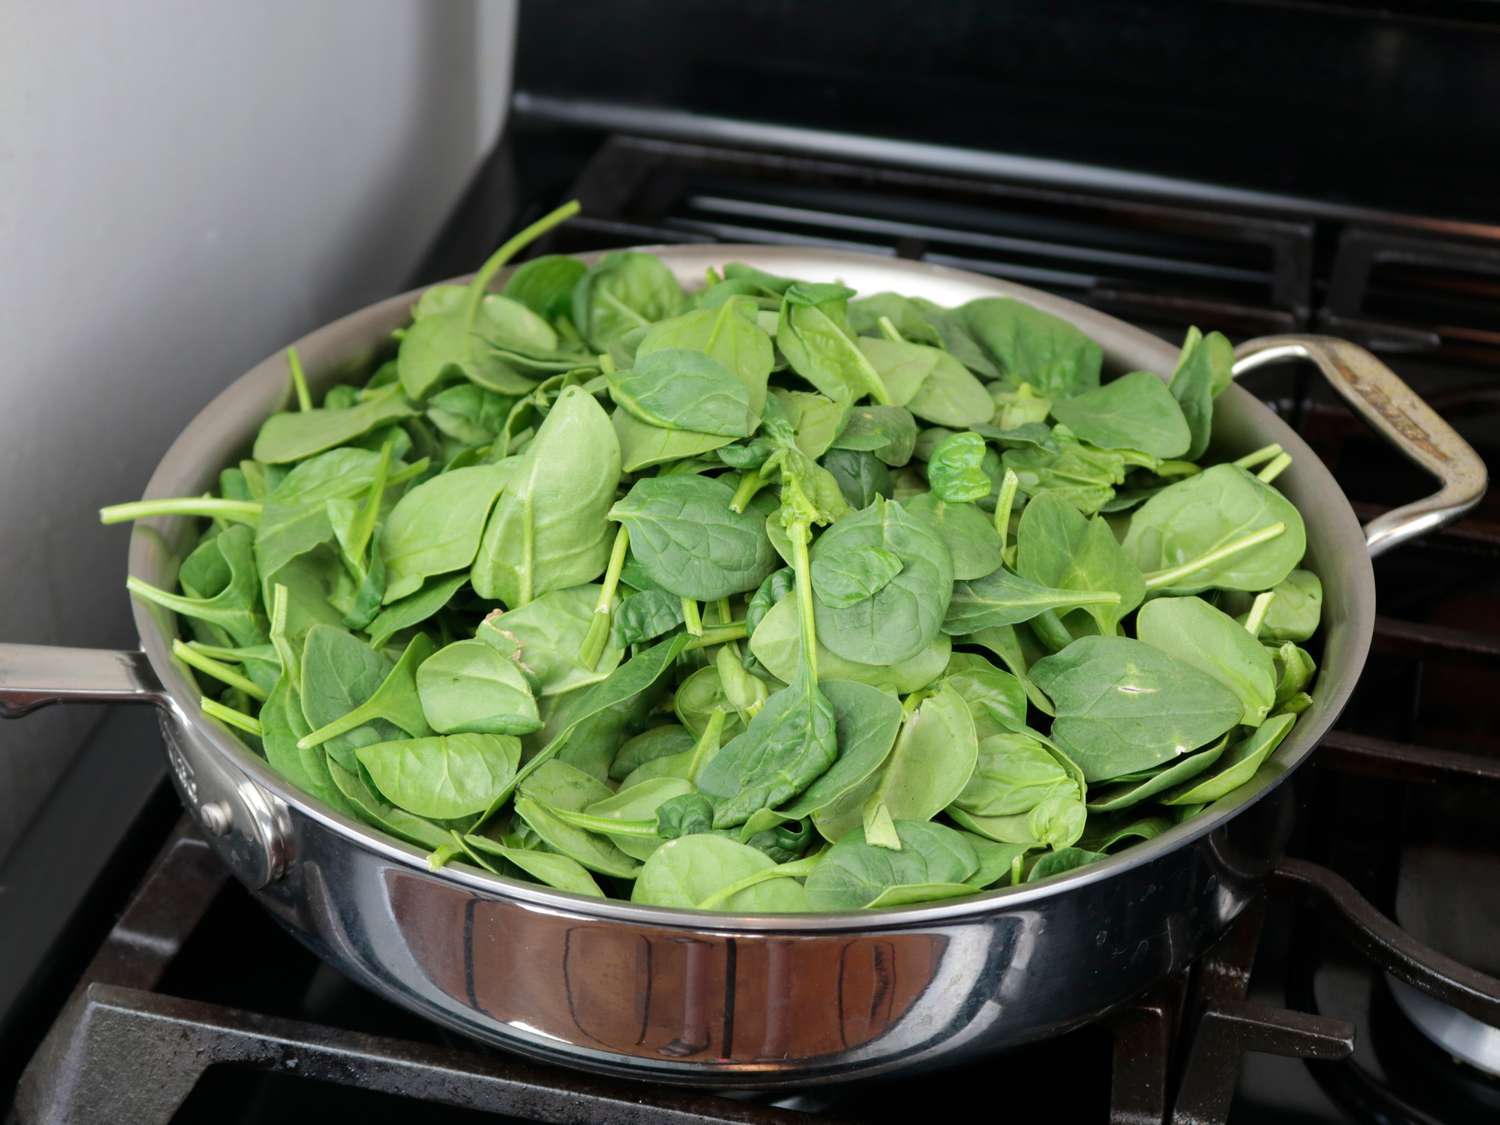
7,121 -> 1500,1123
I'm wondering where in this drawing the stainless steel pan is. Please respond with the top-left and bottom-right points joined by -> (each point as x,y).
0,248 -> 1487,1087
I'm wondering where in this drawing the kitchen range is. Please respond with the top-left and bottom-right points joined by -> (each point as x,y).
4,3 -> 1500,1122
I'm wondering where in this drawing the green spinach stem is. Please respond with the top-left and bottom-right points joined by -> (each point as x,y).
1233,443 -> 1283,471
171,639 -> 268,701
682,624 -> 748,651
787,513 -> 818,683
185,641 -> 275,664
729,468 -> 768,513
100,497 -> 262,526
1030,610 -> 1075,652
287,346 -> 313,411
461,200 -> 582,335
550,808 -> 660,838
682,598 -> 704,636
268,584 -> 299,683
1156,460 -> 1200,479
200,696 -> 263,737
876,315 -> 905,344
1257,452 -> 1293,483
993,468 -> 1019,549
685,708 -> 727,783
1243,591 -> 1277,637
1143,521 -> 1287,589
579,525 -> 630,669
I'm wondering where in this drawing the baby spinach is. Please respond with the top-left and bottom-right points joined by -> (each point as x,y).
253,393 -> 416,465
126,525 -> 267,647
1137,596 -> 1276,726
810,545 -> 904,607
926,432 -> 994,502
632,835 -> 807,911
902,494 -> 1002,581
1122,465 -> 1306,593
1026,846 -> 1109,883
572,251 -> 686,350
472,385 -> 621,606
831,405 -> 919,466
609,474 -> 778,600
357,732 -> 519,820
1236,569 -> 1322,642
1169,327 -> 1234,461
608,349 -> 755,436
1084,736 -> 1227,812
944,566 -> 1122,635
326,758 -> 450,849
823,448 -> 894,509
777,282 -> 891,404
109,214 -> 1332,912
477,584 -> 624,696
462,834 -> 604,897
749,593 -> 951,694
501,254 -> 587,321
1002,437 -> 1125,515
695,668 -> 837,828
1049,370 -> 1191,460
381,462 -> 511,602
804,822 -> 977,910
857,683 -> 978,843
417,639 -> 540,735
811,499 -> 954,665
1162,713 -> 1295,805
1015,494 -> 1144,635
1031,636 -> 1243,782
960,297 -> 1101,398
941,655 -> 1028,739
365,573 -> 467,649
635,296 -> 773,415
299,631 -> 434,750
613,407 -> 734,472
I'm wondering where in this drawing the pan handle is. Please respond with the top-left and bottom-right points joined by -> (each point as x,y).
1233,335 -> 1487,557
0,645 -> 163,718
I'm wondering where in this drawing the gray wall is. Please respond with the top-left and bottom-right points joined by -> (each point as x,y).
0,0 -> 517,862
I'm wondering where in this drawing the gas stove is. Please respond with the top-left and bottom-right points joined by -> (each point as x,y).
6,7 -> 1500,1118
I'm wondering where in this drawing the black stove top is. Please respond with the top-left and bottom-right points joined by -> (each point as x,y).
5,108 -> 1500,1124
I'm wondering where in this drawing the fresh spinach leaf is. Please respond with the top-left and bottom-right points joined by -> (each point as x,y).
810,498 -> 954,665
608,349 -> 755,436
472,385 -> 621,606
572,251 -> 685,350
804,822 -> 977,910
417,639 -> 540,735
610,474 -> 777,601
381,462 -> 511,602
777,282 -> 891,404
960,297 -> 1102,398
1137,596 -> 1277,726
1030,636 -> 1243,782
1122,465 -> 1306,594
478,584 -> 624,695
1049,371 -> 1191,460
357,732 -> 520,819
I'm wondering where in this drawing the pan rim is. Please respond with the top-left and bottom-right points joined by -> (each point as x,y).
129,244 -> 1374,932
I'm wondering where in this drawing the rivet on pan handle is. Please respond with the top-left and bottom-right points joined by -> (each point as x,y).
1234,335 -> 1488,557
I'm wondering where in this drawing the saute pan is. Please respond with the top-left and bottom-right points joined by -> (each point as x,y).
0,248 -> 1487,1086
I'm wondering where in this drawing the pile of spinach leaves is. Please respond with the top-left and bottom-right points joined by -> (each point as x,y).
103,202 -> 1322,912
